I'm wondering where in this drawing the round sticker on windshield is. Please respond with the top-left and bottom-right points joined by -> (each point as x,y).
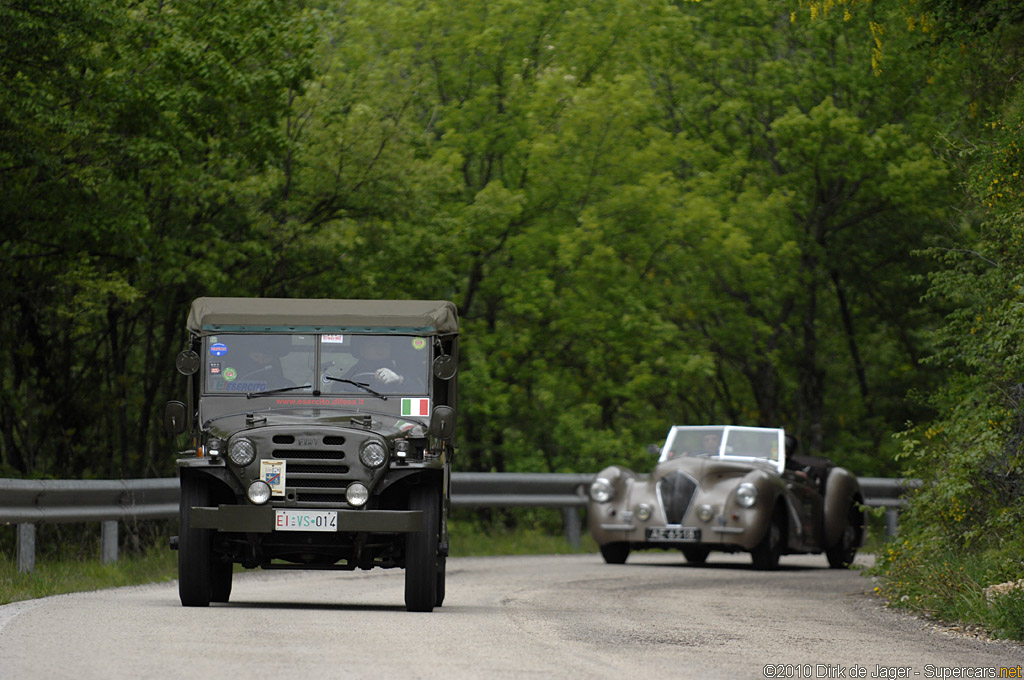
411,338 -> 427,350
210,342 -> 228,356
224,367 -> 237,381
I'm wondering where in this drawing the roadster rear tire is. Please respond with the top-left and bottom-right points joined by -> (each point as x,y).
751,510 -> 784,571
599,542 -> 630,564
405,484 -> 440,612
826,501 -> 863,569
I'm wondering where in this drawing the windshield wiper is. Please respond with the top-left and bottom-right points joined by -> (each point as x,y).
323,375 -> 387,400
246,384 -> 314,399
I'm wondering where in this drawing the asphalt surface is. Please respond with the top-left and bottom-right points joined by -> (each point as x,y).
1,552 -> 1022,679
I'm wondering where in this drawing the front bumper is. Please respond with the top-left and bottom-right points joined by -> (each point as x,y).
189,505 -> 424,533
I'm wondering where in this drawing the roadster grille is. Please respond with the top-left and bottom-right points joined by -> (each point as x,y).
658,471 -> 698,524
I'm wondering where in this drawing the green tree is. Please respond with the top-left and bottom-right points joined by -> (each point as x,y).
0,0 -> 315,478
623,0 -> 954,468
868,0 -> 1024,636
315,0 -> 955,476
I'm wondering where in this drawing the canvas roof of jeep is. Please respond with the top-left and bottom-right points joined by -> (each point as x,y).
187,297 -> 459,335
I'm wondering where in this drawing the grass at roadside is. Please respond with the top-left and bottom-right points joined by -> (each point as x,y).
0,520 -> 597,606
0,546 -> 178,606
870,537 -> 1024,641
449,518 -> 598,557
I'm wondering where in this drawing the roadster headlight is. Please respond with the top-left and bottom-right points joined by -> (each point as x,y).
359,440 -> 388,469
228,438 -> 256,467
589,478 -> 614,503
735,482 -> 758,508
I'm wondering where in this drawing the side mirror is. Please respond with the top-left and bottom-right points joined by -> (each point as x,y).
432,354 -> 457,380
164,400 -> 188,435
176,350 -> 200,376
429,405 -> 456,440
646,443 -> 661,456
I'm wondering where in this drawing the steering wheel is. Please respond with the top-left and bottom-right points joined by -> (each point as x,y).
350,371 -> 380,382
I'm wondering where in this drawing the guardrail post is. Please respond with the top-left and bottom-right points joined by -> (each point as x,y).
101,521 -> 119,564
885,508 -> 899,537
563,507 -> 581,550
17,523 -> 35,573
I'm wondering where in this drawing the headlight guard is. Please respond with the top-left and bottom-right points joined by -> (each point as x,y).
228,438 -> 256,467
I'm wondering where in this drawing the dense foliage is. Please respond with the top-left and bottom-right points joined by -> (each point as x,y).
3,0 -> 1023,635
855,0 -> 1024,639
1,0 -> 954,481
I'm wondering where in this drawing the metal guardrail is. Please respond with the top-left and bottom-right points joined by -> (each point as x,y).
857,477 -> 922,509
0,474 -> 917,573
449,472 -> 594,508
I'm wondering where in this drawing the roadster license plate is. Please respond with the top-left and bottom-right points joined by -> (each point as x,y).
647,526 -> 700,542
274,510 -> 338,532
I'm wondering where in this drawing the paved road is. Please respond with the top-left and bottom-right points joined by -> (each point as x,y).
1,552 -> 1022,679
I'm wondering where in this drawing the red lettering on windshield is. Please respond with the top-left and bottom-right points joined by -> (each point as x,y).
275,397 -> 366,406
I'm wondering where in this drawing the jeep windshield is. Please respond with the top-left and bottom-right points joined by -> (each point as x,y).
203,333 -> 430,397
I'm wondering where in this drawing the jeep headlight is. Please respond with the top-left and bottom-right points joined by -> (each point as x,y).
206,437 -> 224,459
247,480 -> 272,505
735,482 -> 758,508
589,478 -> 614,503
346,482 -> 369,507
228,438 -> 256,467
359,440 -> 388,469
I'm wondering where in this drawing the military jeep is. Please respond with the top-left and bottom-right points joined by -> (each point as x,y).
164,298 -> 458,611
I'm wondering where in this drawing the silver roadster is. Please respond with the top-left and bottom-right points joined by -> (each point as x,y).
587,425 -> 865,569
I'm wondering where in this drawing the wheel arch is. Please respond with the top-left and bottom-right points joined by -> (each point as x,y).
823,467 -> 864,548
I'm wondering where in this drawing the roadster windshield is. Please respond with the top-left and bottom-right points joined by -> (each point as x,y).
660,426 -> 785,471
203,333 -> 430,396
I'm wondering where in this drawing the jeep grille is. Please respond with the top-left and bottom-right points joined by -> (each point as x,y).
267,435 -> 354,505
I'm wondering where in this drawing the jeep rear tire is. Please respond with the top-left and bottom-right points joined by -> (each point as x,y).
405,484 -> 440,612
435,556 -> 446,608
211,558 -> 233,603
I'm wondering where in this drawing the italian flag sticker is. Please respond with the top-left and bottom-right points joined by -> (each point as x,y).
401,398 -> 430,417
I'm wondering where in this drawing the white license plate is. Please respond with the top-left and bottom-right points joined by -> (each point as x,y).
274,510 -> 338,532
647,526 -> 700,542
